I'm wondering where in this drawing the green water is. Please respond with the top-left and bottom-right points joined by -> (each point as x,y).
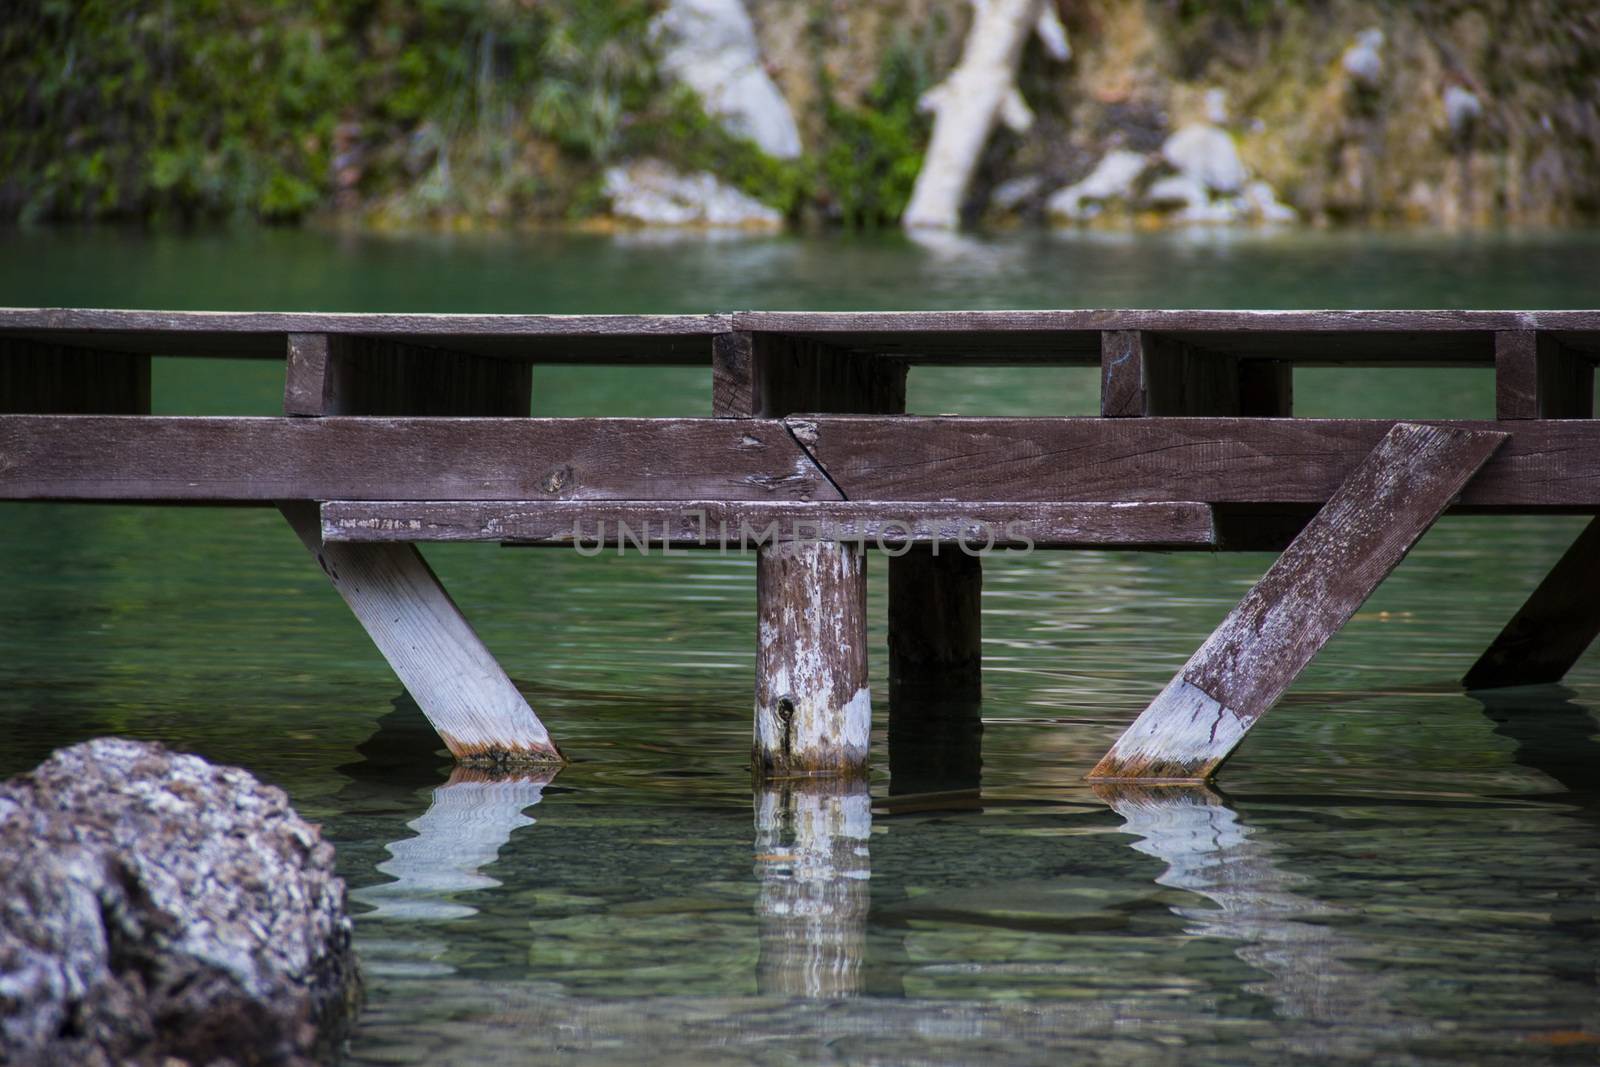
1,227 -> 1597,1064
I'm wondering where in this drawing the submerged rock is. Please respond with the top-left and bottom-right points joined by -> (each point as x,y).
652,0 -> 803,160
603,159 -> 783,228
0,738 -> 358,1066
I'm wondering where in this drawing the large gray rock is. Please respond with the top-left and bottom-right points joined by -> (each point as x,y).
603,159 -> 783,227
0,739 -> 358,1067
1045,149 -> 1149,221
652,0 -> 802,160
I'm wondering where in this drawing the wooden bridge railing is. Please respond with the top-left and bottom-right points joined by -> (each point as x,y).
3,308 -> 1597,782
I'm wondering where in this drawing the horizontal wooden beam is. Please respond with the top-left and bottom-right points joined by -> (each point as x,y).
789,416 -> 1600,509
5,415 -> 1600,509
318,500 -> 1217,547
0,309 -> 728,363
0,416 -> 840,502
6,308 -> 1600,366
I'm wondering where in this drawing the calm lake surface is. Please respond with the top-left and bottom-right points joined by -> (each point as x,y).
1,226 -> 1597,1064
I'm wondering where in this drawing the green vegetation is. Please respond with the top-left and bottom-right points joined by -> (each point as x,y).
0,0 -> 939,229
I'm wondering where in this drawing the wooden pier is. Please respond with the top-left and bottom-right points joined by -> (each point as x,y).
3,308 -> 1598,781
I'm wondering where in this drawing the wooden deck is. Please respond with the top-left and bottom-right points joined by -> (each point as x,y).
3,307 -> 1597,780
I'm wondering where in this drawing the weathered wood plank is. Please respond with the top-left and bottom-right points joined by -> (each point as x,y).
1,338 -> 150,414
1089,422 -> 1508,781
1100,331 -> 1241,417
712,332 -> 756,417
1493,330 -> 1593,420
0,308 -> 730,363
888,546 -> 982,699
0,416 -> 841,501
278,501 -> 562,765
319,500 -> 1215,547
1463,515 -> 1600,689
284,334 -> 531,417
755,541 -> 871,779
790,416 -> 1600,509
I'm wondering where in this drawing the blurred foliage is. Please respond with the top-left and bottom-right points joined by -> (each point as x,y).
0,0 -> 659,225
816,37 -> 932,228
0,0 -> 941,228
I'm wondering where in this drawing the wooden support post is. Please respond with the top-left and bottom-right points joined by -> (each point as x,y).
889,546 -> 981,699
282,332 -> 558,765
1239,359 -> 1294,417
754,778 -> 871,996
754,540 -> 871,778
1100,330 -> 1243,417
1494,330 -> 1593,420
712,330 -> 905,417
724,330 -> 909,778
1,338 -> 150,414
1090,422 -> 1507,781
280,502 -> 561,765
1463,516 -> 1600,689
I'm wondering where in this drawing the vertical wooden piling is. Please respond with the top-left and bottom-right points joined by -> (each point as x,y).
1493,330 -> 1593,420
1090,422 -> 1507,781
281,333 -> 559,764
755,539 -> 871,778
1463,515 -> 1600,689
721,329 -> 914,777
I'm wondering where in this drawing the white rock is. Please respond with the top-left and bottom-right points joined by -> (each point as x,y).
604,159 -> 783,227
1204,88 -> 1229,124
1444,85 -> 1483,135
1243,180 -> 1296,223
1341,28 -> 1384,88
652,0 -> 803,159
1161,123 -> 1248,194
1045,149 -> 1148,220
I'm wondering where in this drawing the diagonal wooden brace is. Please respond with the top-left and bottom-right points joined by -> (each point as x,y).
1463,515 -> 1600,689
280,501 -> 562,765
1090,422 -> 1508,781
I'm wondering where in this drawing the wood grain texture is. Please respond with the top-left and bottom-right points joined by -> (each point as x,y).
792,416 -> 1600,508
1,338 -> 149,414
0,416 -> 841,502
278,502 -> 562,765
755,541 -> 871,779
888,547 -> 982,700
712,332 -> 756,416
1100,331 -> 1241,417
1463,515 -> 1600,689
1090,422 -> 1508,781
284,334 -> 531,417
1493,331 -> 1592,419
0,308 -> 729,363
320,499 -> 1216,547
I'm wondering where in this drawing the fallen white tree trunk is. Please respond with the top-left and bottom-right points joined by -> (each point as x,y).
902,0 -> 1068,230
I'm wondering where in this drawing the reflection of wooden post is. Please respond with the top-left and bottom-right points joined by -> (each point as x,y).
1463,516 -> 1600,690
754,779 -> 872,997
356,766 -> 557,922
1095,783 -> 1395,1027
1092,423 -> 1507,780
755,541 -> 871,778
